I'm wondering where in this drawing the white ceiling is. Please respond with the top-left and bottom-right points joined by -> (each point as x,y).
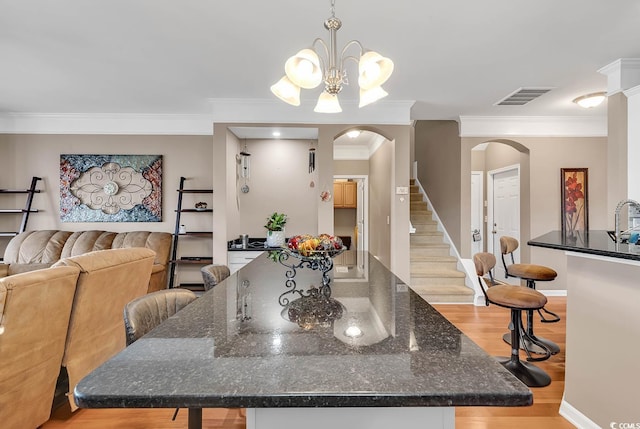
1,0 -> 639,125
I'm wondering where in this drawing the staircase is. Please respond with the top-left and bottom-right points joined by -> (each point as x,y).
409,180 -> 474,303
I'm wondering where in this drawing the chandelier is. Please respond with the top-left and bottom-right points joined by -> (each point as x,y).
270,0 -> 394,113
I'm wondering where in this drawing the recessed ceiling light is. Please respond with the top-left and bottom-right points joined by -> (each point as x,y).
347,130 -> 361,138
573,92 -> 607,108
272,131 -> 281,137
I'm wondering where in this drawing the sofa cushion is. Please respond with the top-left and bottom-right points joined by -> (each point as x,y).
60,231 -> 118,257
3,230 -> 73,265
112,231 -> 172,267
8,263 -> 52,276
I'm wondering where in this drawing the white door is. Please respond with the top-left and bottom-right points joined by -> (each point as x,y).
489,166 -> 520,279
471,172 -> 484,256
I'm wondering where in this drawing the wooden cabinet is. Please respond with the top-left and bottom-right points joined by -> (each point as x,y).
333,181 -> 357,209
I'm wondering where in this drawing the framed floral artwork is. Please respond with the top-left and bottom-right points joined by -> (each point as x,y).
60,154 -> 162,222
561,168 -> 588,237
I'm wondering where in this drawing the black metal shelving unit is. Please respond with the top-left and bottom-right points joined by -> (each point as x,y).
168,176 -> 213,290
0,176 -> 42,262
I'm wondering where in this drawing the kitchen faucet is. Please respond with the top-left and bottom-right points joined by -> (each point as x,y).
614,199 -> 640,244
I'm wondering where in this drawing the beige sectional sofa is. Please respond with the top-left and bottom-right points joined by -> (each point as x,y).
0,265 -> 80,429
0,230 -> 172,293
0,247 -> 155,425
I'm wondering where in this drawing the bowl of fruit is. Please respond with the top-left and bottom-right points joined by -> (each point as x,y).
286,234 -> 345,259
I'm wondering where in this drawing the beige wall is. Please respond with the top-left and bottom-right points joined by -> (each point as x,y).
415,120 -> 608,290
1,122 -> 412,282
462,136 -> 607,290
369,140 -> 393,267
608,92 -> 628,226
214,122 -> 411,283
334,160 -> 369,176
564,254 -> 640,427
232,138 -> 319,239
414,120 -> 462,250
0,134 -> 213,262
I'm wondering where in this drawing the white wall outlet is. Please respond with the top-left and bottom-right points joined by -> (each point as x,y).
396,186 -> 409,195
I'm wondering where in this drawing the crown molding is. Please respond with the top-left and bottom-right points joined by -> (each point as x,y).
208,98 -> 415,125
459,116 -> 607,137
623,84 -> 640,98
598,58 -> 640,95
0,113 -> 214,135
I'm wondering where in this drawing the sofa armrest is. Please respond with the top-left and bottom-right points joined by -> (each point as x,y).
0,264 -> 8,278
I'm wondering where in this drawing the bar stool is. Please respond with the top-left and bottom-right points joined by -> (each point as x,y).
473,252 -> 551,387
500,236 -> 560,356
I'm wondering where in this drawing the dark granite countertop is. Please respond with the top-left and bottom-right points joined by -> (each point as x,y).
74,252 -> 532,409
227,237 -> 282,251
529,230 -> 640,261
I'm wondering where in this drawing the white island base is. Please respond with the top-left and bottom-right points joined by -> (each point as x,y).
246,407 -> 455,429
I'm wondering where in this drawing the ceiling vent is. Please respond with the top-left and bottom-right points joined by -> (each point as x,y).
495,87 -> 553,106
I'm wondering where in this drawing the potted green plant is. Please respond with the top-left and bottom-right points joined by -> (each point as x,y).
265,212 -> 287,247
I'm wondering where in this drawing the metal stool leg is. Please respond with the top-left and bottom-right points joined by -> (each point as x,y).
504,279 -> 560,355
497,309 -> 551,387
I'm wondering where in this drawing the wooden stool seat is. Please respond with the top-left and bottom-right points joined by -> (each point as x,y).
486,285 -> 548,310
506,264 -> 557,281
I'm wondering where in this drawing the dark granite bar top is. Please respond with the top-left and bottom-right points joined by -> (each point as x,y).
529,230 -> 640,261
75,252 -> 531,410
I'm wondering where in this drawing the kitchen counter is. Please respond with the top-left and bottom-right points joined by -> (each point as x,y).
528,230 -> 640,261
527,231 -> 640,426
75,252 -> 532,429
227,237 -> 283,251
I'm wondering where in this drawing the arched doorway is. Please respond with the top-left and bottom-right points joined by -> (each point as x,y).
333,128 -> 393,269
468,139 -> 531,267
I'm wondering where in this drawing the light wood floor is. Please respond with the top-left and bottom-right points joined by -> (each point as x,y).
42,297 -> 573,429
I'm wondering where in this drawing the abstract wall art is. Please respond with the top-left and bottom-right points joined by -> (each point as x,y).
60,154 -> 162,222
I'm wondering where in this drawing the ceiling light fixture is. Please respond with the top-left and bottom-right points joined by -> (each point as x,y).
270,0 -> 394,113
573,92 -> 607,108
346,130 -> 361,138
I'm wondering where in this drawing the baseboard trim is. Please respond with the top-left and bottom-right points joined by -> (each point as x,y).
540,290 -> 567,297
559,398 -> 600,429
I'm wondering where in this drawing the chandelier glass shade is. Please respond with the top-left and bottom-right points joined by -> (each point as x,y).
270,0 -> 394,113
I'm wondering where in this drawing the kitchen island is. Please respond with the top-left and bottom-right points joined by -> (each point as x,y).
74,252 -> 532,429
529,231 -> 640,427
